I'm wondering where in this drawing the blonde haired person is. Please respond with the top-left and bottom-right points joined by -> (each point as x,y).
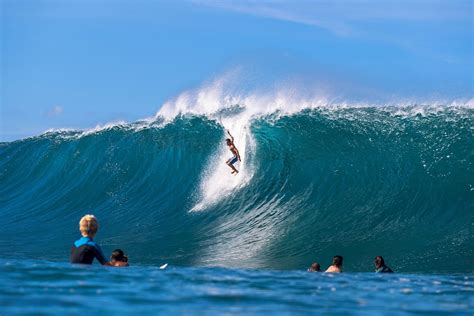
70,215 -> 108,265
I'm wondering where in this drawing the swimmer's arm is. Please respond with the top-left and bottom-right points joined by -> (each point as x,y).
93,245 -> 109,265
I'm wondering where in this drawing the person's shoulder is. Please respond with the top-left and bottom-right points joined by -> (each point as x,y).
74,237 -> 90,248
325,265 -> 342,273
83,239 -> 101,250
86,240 -> 98,247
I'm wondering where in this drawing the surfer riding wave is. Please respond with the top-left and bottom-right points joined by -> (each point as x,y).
225,130 -> 241,174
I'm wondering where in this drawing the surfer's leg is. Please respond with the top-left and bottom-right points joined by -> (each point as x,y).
230,165 -> 238,174
226,161 -> 234,173
227,157 -> 239,174
226,161 -> 236,172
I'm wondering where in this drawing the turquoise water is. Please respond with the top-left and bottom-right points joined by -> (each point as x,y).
0,106 -> 473,313
1,107 -> 472,272
1,260 -> 473,315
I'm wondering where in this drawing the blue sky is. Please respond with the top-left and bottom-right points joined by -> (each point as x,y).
1,0 -> 472,141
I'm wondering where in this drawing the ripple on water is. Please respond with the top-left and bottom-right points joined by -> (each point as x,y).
0,260 -> 472,315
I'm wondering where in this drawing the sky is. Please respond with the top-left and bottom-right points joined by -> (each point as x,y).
1,0 -> 473,141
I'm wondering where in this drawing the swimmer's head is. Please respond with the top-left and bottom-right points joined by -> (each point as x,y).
79,214 -> 99,238
308,262 -> 321,272
374,256 -> 385,269
332,255 -> 343,267
226,138 -> 234,146
111,249 -> 127,262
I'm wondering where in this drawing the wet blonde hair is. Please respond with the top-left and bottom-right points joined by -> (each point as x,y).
79,214 -> 99,237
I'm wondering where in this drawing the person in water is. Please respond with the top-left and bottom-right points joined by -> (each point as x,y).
374,256 -> 393,273
325,255 -> 343,273
225,130 -> 241,174
107,249 -> 129,267
70,214 -> 108,265
308,262 -> 321,272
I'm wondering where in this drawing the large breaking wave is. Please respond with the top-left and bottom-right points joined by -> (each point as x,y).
0,102 -> 472,272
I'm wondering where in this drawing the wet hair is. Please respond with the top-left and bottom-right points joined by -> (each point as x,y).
308,262 -> 321,272
374,256 -> 385,268
79,214 -> 99,238
332,255 -> 343,267
226,138 -> 231,143
111,249 -> 127,262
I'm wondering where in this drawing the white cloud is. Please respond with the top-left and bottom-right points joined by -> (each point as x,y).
192,0 -> 353,36
192,0 -> 471,37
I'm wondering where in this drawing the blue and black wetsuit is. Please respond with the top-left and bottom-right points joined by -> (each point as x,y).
70,236 -> 108,265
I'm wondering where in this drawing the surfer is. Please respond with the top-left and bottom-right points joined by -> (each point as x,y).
225,130 -> 241,174
374,256 -> 394,273
325,255 -> 343,273
70,214 -> 109,265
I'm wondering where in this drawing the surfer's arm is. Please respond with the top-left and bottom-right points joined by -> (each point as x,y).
227,130 -> 234,142
235,147 -> 241,161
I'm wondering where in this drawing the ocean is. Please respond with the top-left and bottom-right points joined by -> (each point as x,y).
1,259 -> 472,315
0,106 -> 473,314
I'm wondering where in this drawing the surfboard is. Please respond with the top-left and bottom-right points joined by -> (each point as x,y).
160,263 -> 168,269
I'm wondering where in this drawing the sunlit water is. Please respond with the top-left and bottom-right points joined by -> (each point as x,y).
1,259 -> 472,315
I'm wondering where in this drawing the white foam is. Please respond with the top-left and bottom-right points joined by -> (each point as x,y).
39,119 -> 166,140
157,75 -> 332,120
156,72 -> 473,122
191,113 -> 256,211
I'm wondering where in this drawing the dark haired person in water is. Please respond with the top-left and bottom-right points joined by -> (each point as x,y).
325,255 -> 343,273
70,214 -> 108,265
374,256 -> 393,273
107,249 -> 129,267
225,130 -> 241,174
308,262 -> 321,272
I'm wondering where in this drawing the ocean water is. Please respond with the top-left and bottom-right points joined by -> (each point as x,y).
0,105 -> 473,313
1,259 -> 473,315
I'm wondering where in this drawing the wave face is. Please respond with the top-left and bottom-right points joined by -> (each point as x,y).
0,107 -> 473,272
